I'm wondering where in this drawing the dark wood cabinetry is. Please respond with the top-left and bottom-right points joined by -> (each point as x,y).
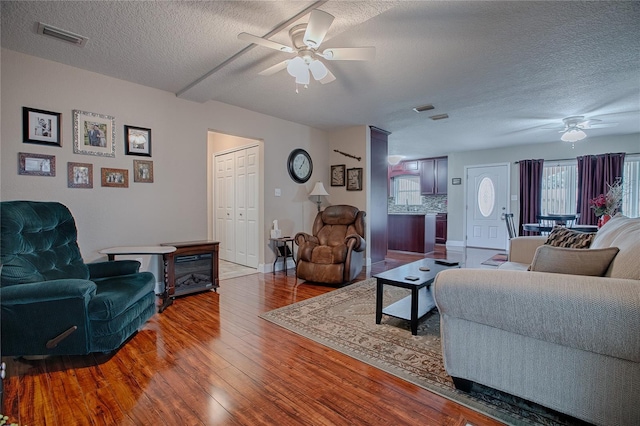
436,213 -> 447,244
420,157 -> 448,195
388,214 -> 436,254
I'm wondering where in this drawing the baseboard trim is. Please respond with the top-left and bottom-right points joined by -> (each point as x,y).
446,240 -> 465,251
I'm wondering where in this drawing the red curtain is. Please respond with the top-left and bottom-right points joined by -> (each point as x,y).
519,159 -> 544,236
576,153 -> 625,225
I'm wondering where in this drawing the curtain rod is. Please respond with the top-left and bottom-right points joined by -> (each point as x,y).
514,152 -> 639,164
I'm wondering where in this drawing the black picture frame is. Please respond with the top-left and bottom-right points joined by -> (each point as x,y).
331,164 -> 346,186
22,107 -> 61,146
346,167 -> 363,191
124,125 -> 152,157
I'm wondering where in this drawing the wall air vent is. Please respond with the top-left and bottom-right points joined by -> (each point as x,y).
37,22 -> 88,47
412,104 -> 435,113
429,113 -> 449,121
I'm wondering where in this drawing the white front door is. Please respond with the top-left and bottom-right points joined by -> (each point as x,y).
465,163 -> 510,249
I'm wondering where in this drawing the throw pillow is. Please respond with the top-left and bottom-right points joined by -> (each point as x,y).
529,245 -> 620,276
544,226 -> 595,249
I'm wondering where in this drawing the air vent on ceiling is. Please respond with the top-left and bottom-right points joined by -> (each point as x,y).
429,113 -> 449,121
37,22 -> 88,47
413,104 -> 435,113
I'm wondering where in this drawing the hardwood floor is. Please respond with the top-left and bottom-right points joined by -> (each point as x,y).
2,247 -> 503,425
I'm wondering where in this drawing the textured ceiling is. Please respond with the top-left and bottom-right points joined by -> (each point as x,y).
2,1 -> 639,159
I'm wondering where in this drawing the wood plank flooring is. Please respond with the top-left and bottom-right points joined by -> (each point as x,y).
2,248 -> 504,425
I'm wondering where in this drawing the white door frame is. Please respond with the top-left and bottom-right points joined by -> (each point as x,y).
464,162 -> 511,250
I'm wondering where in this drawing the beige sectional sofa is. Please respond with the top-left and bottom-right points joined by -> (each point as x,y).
433,214 -> 640,426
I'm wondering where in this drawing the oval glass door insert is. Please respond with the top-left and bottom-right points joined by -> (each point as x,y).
478,177 -> 495,217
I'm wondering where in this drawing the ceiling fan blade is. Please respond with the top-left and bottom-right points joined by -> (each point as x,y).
584,122 -> 618,129
318,68 -> 336,84
259,60 -> 289,76
321,47 -> 376,61
238,32 -> 294,53
304,9 -> 334,48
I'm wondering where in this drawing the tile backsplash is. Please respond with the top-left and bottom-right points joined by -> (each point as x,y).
388,194 -> 447,214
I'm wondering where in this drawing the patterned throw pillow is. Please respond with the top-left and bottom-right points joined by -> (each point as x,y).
544,226 -> 596,249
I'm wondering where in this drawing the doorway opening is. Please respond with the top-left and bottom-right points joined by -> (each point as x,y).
207,131 -> 264,269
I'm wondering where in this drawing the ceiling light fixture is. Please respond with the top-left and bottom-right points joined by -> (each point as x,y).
560,128 -> 587,142
387,155 -> 404,165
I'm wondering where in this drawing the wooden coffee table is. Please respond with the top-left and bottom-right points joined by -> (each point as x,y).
374,258 -> 461,335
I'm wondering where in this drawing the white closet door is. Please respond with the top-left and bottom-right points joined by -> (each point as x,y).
222,153 -> 236,262
215,155 -> 229,261
235,150 -> 248,265
245,146 -> 259,267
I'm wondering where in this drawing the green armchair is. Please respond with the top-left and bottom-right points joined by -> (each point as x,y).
1,201 -> 156,357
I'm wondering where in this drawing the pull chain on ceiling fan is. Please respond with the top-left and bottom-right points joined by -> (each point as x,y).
238,9 -> 375,92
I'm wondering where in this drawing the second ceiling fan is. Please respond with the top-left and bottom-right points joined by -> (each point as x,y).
238,9 -> 375,88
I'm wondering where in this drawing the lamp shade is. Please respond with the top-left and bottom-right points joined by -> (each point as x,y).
309,182 -> 329,196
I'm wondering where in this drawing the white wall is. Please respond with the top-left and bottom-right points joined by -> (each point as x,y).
1,49 -> 330,277
446,134 -> 640,243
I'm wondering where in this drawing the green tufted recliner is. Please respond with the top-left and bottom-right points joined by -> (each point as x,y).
1,201 -> 156,357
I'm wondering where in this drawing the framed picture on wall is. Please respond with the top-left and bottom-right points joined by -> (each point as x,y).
18,152 -> 56,177
331,164 -> 345,186
346,167 -> 363,191
73,110 -> 116,157
133,159 -> 153,183
101,167 -> 128,188
67,162 -> 93,188
22,107 -> 61,146
124,125 -> 152,157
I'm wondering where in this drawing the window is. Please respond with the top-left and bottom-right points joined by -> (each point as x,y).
622,155 -> 640,218
393,175 -> 421,205
540,155 -> 639,218
541,161 -> 578,215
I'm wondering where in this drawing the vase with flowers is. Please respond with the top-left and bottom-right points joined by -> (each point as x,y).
589,178 -> 624,228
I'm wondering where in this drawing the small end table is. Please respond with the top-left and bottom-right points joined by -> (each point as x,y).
270,237 -> 295,275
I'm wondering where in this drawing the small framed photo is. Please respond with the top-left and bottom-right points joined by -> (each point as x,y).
346,167 -> 363,191
124,125 -> 151,157
73,110 -> 115,157
331,164 -> 345,187
67,162 -> 93,188
23,107 -> 61,146
18,152 -> 56,177
133,159 -> 154,183
101,167 -> 128,188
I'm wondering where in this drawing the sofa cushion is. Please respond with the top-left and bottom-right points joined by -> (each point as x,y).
530,245 -> 619,276
544,226 -> 595,249
590,215 -> 640,280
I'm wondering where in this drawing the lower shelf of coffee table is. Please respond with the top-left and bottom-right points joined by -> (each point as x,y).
382,286 -> 435,321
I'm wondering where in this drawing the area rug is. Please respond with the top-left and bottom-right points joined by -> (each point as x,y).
481,252 -> 509,267
260,278 -> 585,426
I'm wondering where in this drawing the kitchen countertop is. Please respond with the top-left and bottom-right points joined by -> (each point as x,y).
388,212 -> 446,215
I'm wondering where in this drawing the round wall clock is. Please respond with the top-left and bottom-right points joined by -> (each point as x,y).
287,148 -> 313,183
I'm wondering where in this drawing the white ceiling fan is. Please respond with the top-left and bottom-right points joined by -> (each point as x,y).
546,116 -> 618,142
238,9 -> 375,90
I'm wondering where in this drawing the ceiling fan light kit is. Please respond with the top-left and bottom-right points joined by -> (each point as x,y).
561,128 -> 587,142
239,9 -> 375,91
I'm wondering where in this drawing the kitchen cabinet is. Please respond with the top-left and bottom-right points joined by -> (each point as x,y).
436,213 -> 447,244
388,214 -> 436,253
420,157 -> 448,195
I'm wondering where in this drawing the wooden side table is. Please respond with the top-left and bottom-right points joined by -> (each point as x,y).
160,240 -> 219,313
269,237 -> 295,275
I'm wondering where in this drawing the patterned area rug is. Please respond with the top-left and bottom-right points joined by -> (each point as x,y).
261,278 -> 586,426
481,253 -> 509,267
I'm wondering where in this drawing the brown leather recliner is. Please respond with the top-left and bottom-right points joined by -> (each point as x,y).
294,205 -> 366,285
